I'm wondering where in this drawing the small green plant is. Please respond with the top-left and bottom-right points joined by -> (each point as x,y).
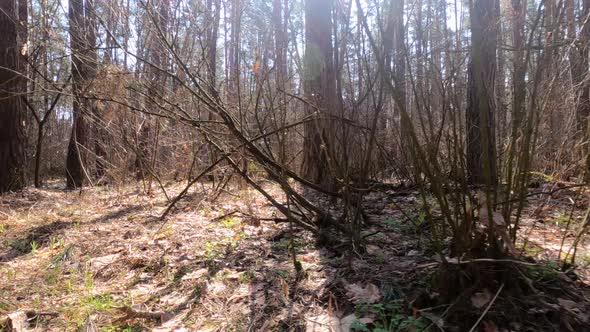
350,319 -> 371,331
84,269 -> 94,290
550,214 -> 572,226
155,224 -> 174,239
529,171 -> 555,182
32,295 -> 42,309
384,215 -> 424,235
44,266 -> 61,285
0,224 -> 4,233
83,294 -> 113,311
100,325 -> 134,332
521,244 -> 543,257
221,216 -> 240,228
203,241 -> 216,257
30,241 -> 38,254
5,268 -> 15,280
353,300 -> 427,331
384,218 -> 402,229
525,262 -> 560,283
270,268 -> 290,279
239,270 -> 255,283
65,278 -> 73,292
50,244 -> 73,268
375,253 -> 386,264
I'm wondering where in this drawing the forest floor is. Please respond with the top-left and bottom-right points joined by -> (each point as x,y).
1,180 -> 590,331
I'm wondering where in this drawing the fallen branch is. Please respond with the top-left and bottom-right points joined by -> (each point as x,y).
208,210 -> 239,222
116,306 -> 170,323
444,257 -> 538,266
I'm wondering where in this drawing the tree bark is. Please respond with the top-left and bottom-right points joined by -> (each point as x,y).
66,0 -> 93,188
302,0 -> 337,190
571,0 -> 590,181
466,0 -> 498,186
0,0 -> 26,193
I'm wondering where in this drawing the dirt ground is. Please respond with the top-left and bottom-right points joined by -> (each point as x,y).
1,181 -> 590,331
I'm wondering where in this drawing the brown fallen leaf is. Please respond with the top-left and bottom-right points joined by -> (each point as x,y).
482,320 -> 499,332
557,298 -> 577,311
250,281 -> 266,308
280,278 -> 289,299
6,311 -> 28,332
305,313 -> 340,332
340,314 -> 375,331
365,245 -> 381,256
344,281 -> 381,304
471,289 -> 492,309
305,313 -> 374,332
477,191 -> 517,255
5,310 -> 59,332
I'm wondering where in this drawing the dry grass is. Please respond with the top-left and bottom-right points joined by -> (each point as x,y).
0,182 -> 333,331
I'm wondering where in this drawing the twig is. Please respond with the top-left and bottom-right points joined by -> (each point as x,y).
468,283 -> 505,332
495,183 -> 587,207
116,306 -> 169,323
445,258 -> 539,266
22,309 -> 59,318
208,210 -> 239,222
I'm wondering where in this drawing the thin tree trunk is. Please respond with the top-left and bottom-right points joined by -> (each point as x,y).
34,126 -> 43,188
572,0 -> 590,181
302,0 -> 337,191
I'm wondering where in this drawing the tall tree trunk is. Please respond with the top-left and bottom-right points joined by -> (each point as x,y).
82,0 -> 105,182
466,0 -> 498,186
496,2 -> 507,163
415,0 -> 424,106
545,0 -> 560,153
0,0 -> 26,193
206,0 -> 220,91
273,0 -> 288,164
302,0 -> 337,190
572,0 -> 590,181
203,0 -> 221,182
228,0 -> 240,109
33,0 -> 49,188
66,0 -> 91,188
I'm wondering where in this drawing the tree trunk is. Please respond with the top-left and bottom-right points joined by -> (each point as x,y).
466,0 -> 498,186
273,0 -> 288,164
496,2 -> 507,163
0,0 -> 26,193
571,0 -> 590,181
34,126 -> 43,188
66,0 -> 92,188
204,0 -> 221,181
85,0 -> 106,181
302,0 -> 337,191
